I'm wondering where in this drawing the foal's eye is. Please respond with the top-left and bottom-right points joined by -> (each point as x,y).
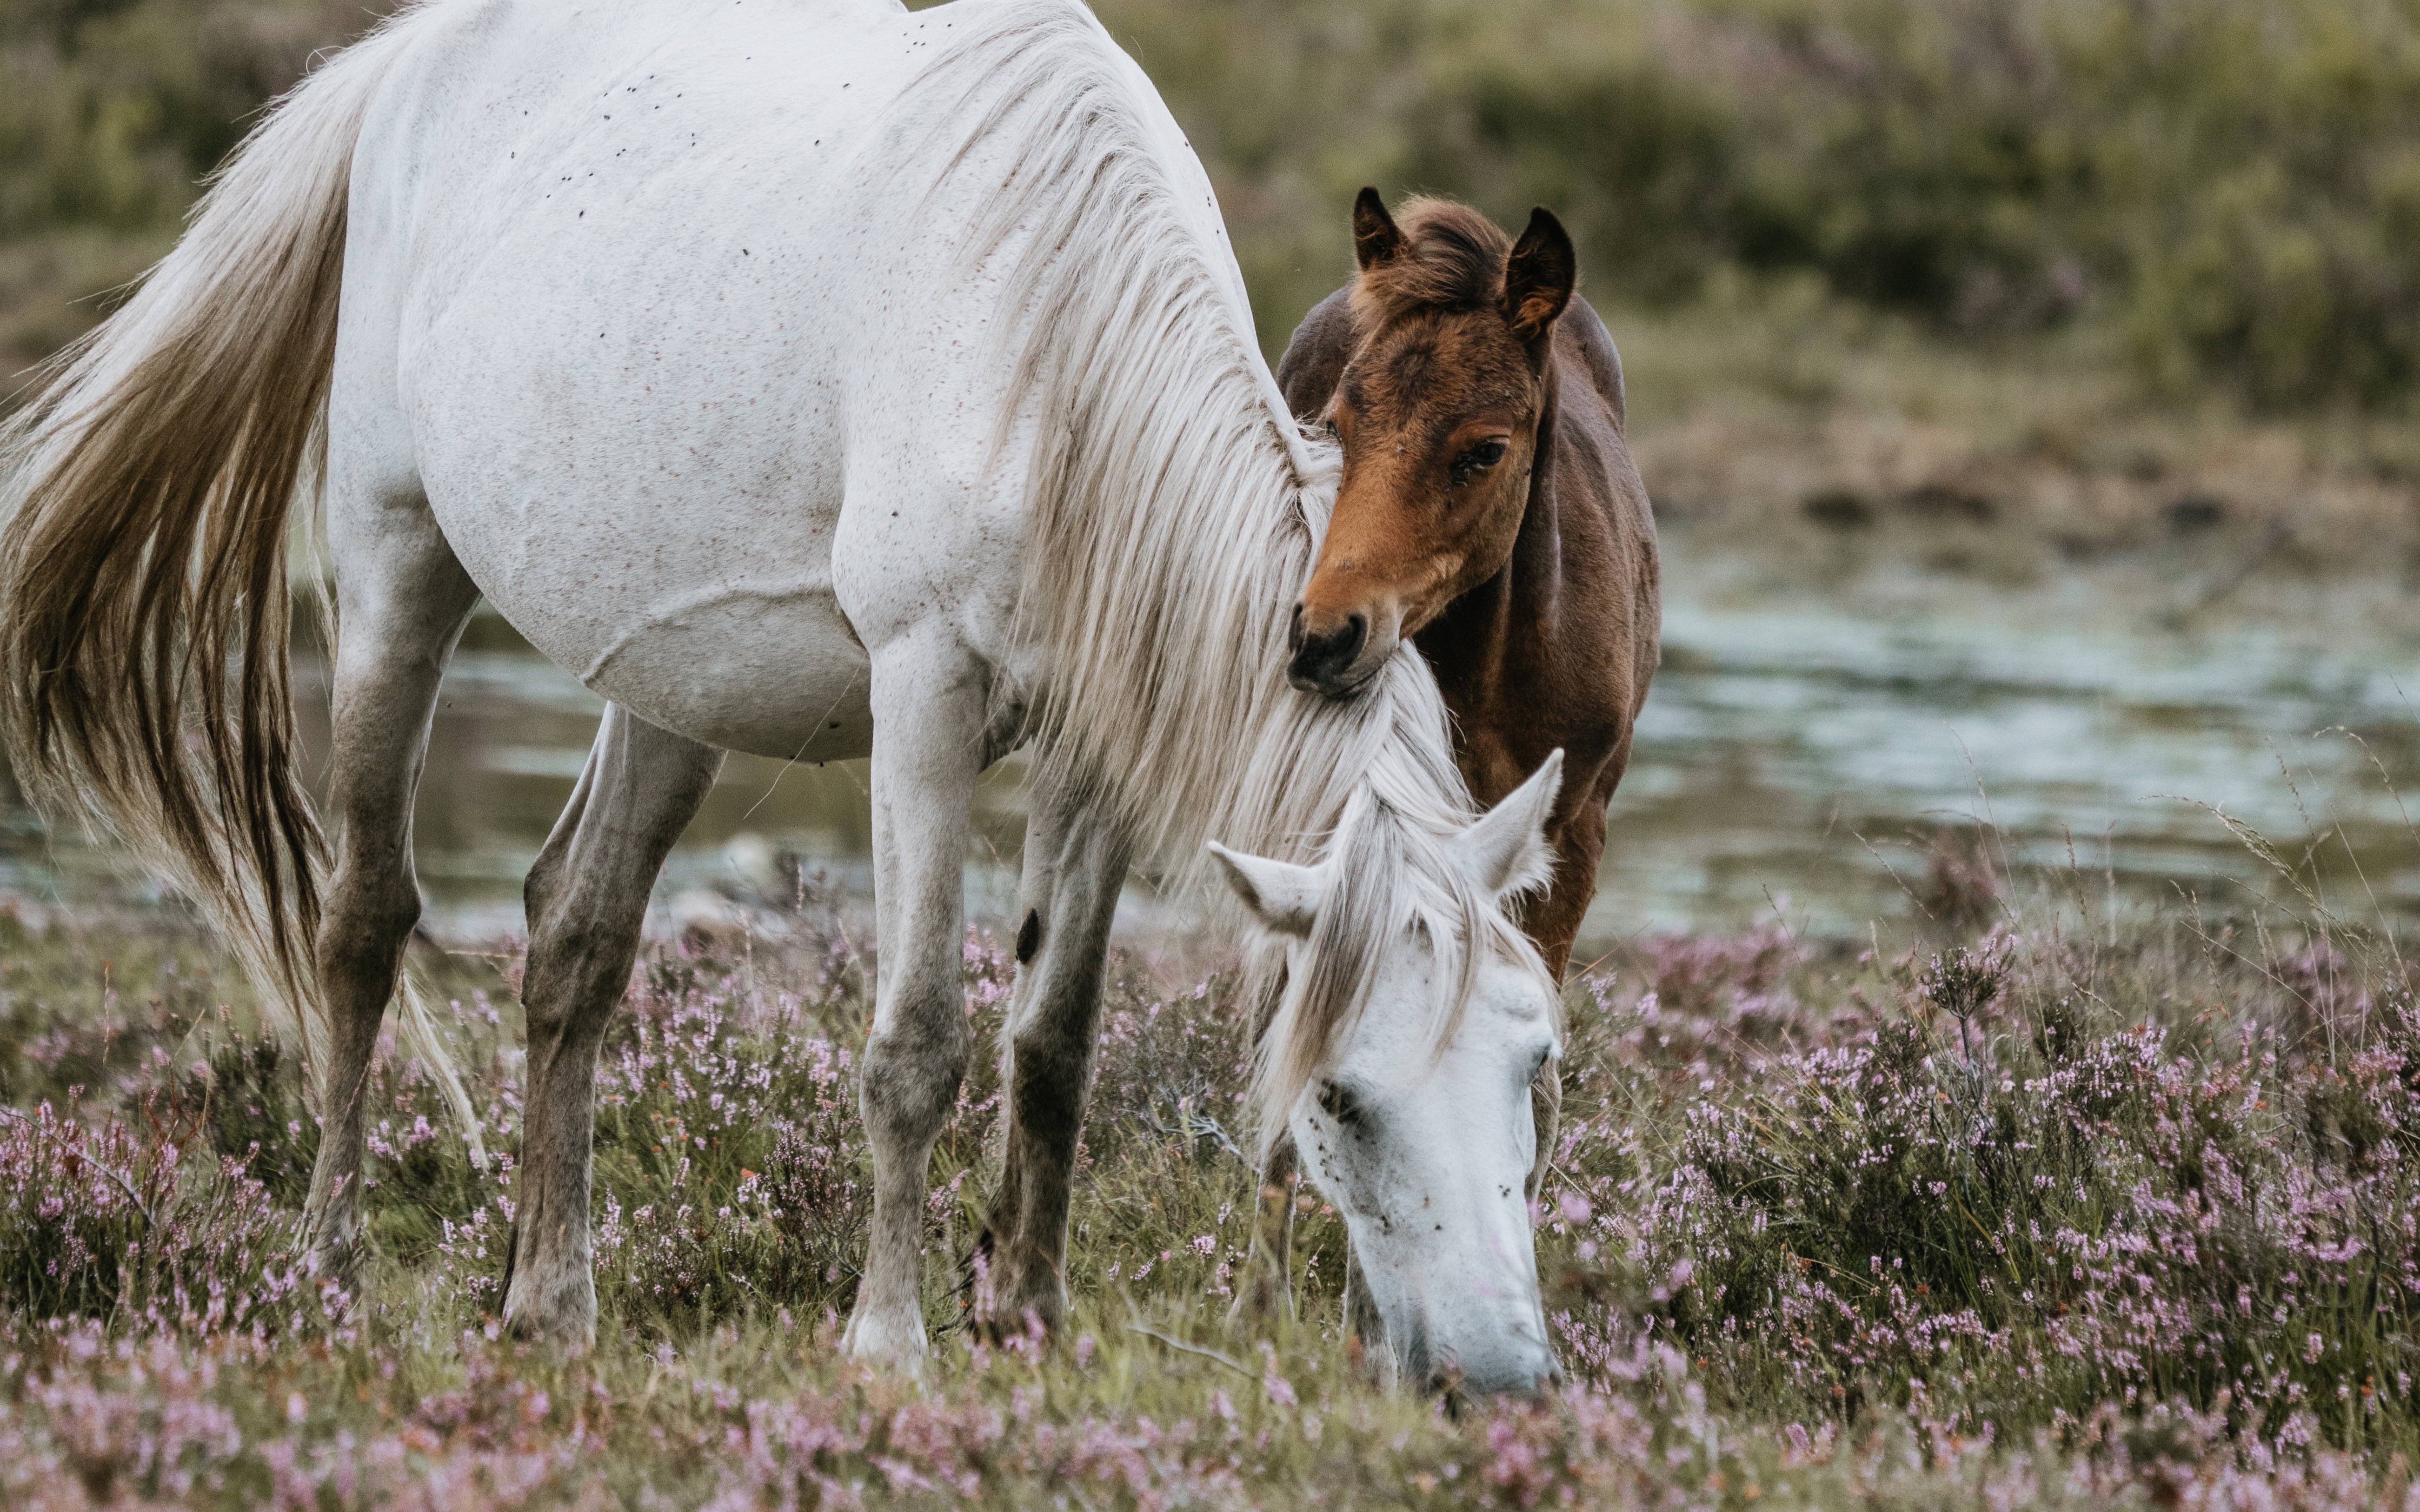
1451,438 -> 1508,484
1317,1079 -> 1365,1127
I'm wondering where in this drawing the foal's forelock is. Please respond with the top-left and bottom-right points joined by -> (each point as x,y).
1349,199 -> 1516,328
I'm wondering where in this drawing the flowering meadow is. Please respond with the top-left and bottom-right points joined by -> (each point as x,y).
4,872 -> 2420,1507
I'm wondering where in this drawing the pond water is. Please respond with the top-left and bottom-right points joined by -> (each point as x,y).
9,548 -> 2420,949
1599,568 -> 2420,942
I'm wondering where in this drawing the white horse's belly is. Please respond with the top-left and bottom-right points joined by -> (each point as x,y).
375,0 -> 940,759
414,364 -> 873,760
579,586 -> 872,761
409,258 -> 872,759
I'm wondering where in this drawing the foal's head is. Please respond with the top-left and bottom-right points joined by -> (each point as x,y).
1288,192 -> 1576,698
1210,754 -> 1568,1397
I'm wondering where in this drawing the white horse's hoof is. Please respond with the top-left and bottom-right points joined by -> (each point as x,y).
299,1208 -> 362,1290
842,1309 -> 930,1371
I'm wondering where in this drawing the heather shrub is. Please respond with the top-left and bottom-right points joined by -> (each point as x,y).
435,920 -> 1007,1335
0,908 -> 234,1109
0,1098 -> 316,1331
585,976 -> 876,1331
187,1038 -> 312,1207
1544,926 -> 2420,1454
7,897 -> 2420,1498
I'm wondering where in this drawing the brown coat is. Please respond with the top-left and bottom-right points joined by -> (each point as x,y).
1278,275 -> 1660,973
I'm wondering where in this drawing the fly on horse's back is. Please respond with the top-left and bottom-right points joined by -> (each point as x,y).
0,0 -> 1567,1395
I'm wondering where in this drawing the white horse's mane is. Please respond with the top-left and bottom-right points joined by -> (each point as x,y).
891,0 -> 1553,1140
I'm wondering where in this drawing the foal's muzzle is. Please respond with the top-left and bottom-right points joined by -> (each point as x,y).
1286,603 -> 1373,697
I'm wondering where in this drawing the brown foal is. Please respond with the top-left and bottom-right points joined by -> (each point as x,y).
1284,190 -> 1660,976
1237,192 -> 1661,1336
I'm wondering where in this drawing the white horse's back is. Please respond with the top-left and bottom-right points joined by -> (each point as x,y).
340,0 -> 1062,758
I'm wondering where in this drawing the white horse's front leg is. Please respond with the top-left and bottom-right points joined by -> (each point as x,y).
844,634 -> 988,1365
971,786 -> 1130,1338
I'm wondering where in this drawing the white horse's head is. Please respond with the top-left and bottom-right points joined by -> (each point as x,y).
1210,753 -> 1566,1397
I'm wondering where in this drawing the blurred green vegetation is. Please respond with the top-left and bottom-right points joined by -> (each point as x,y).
12,0 -> 2420,406
1104,0 -> 2420,409
0,0 -> 359,361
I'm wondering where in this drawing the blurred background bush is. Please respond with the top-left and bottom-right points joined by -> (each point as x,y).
0,0 -> 360,362
1124,0 -> 2420,411
9,0 -> 2420,409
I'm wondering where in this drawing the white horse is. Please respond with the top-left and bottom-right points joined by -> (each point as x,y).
0,0 -> 1565,1393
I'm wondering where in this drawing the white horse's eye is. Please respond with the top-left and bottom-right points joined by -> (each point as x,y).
1316,1078 -> 1365,1127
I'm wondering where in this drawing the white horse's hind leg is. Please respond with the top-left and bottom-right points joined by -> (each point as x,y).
502,703 -> 723,1344
302,480 -> 480,1280
843,637 -> 989,1364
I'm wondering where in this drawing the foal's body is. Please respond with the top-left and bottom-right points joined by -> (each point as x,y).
1278,211 -> 1662,975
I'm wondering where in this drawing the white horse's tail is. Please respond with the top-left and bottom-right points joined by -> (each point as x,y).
0,17 -> 440,1112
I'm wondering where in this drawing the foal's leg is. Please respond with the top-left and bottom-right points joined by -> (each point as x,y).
1230,964 -> 1299,1328
972,792 -> 1129,1336
843,640 -> 988,1364
1520,800 -> 1606,1200
1520,799 -> 1604,981
302,483 -> 480,1280
1230,1136 -> 1298,1326
501,704 -> 723,1343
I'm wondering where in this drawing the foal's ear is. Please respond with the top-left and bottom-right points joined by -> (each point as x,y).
1456,749 -> 1564,899
1209,842 -> 1321,938
1353,186 -> 1403,272
1503,208 -> 1576,345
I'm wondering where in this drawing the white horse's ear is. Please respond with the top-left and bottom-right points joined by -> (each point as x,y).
1456,749 -> 1564,899
1208,842 -> 1320,938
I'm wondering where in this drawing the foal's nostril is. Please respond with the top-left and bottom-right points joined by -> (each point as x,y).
1287,601 -> 1306,655
1285,610 -> 1373,695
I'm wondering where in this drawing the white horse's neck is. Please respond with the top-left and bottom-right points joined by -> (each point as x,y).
895,0 -> 1525,1140
902,0 -> 1473,881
